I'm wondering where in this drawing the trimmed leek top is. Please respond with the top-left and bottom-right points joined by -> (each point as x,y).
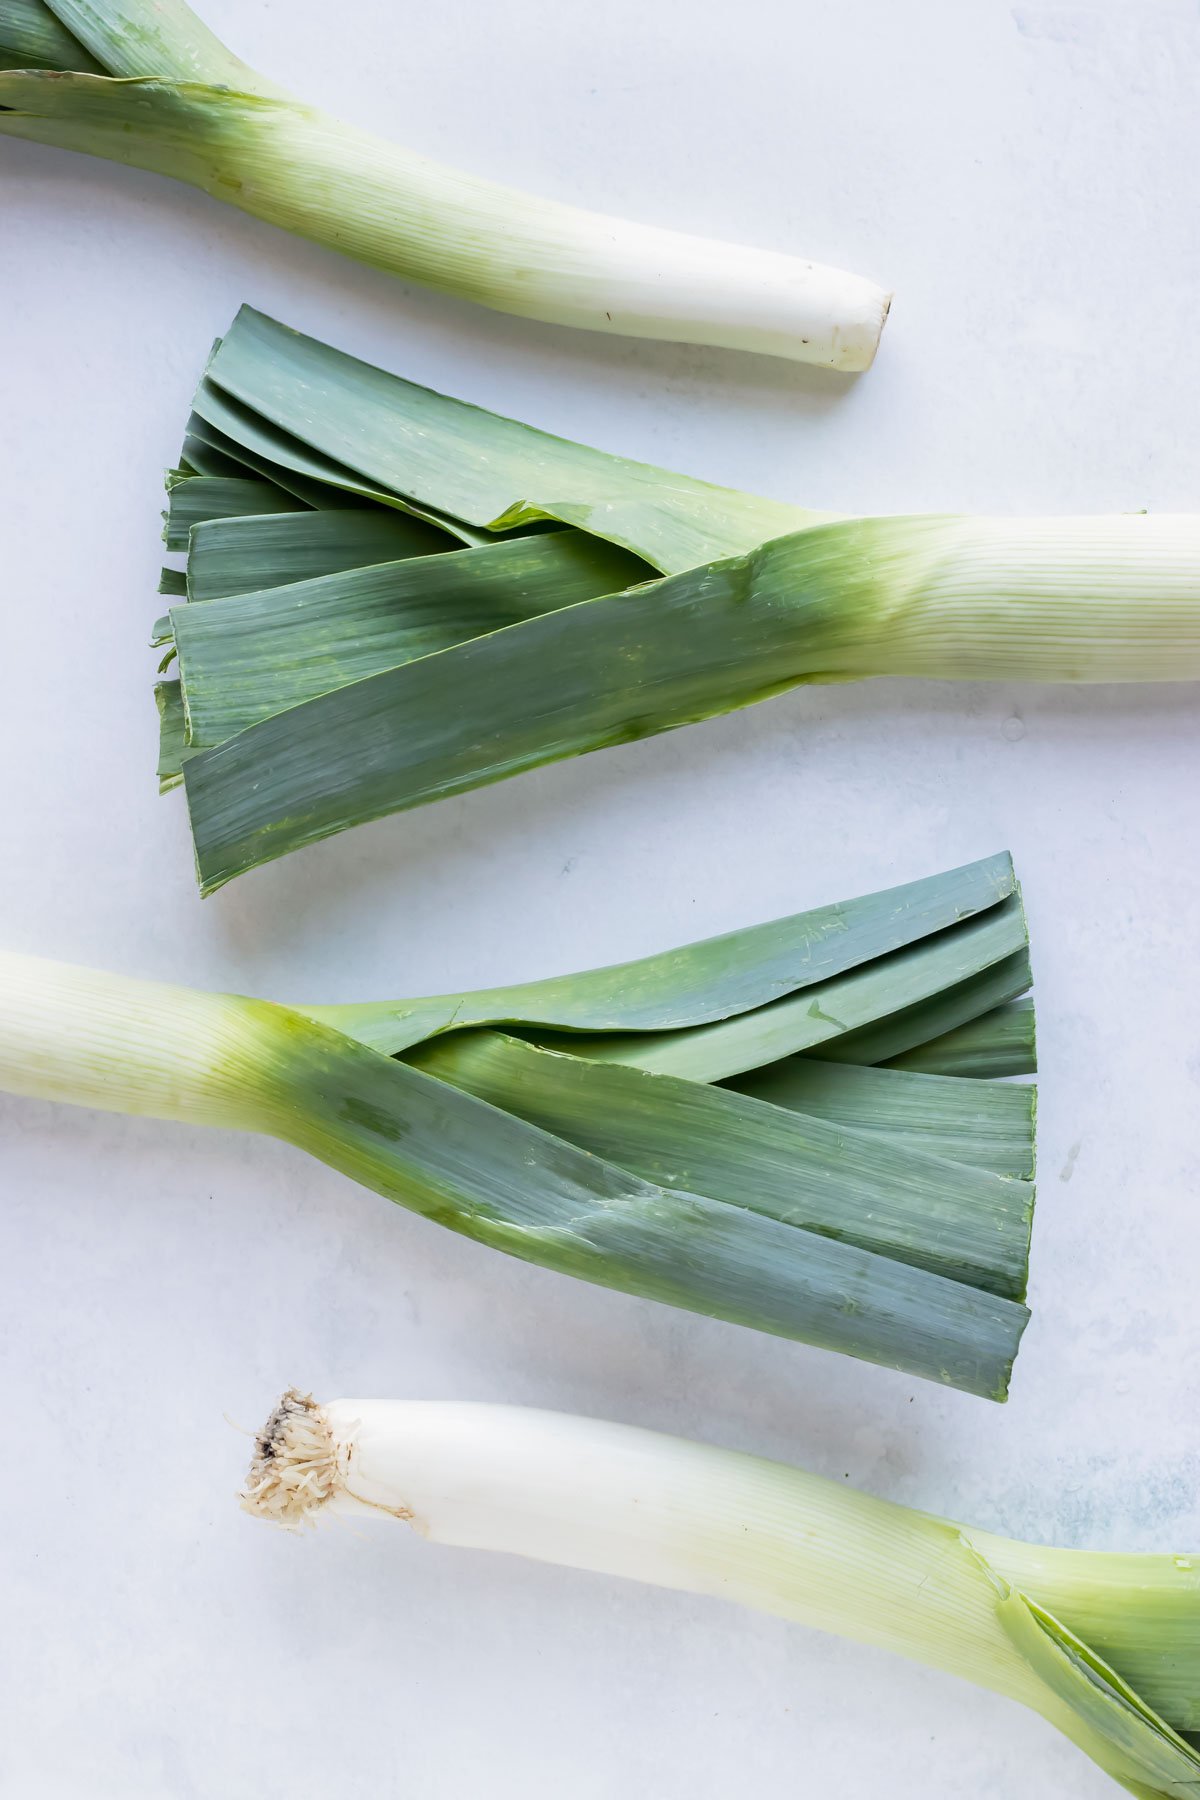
0,854 -> 1037,1399
0,0 -> 890,367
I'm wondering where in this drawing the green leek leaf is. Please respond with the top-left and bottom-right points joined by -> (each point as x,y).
524,900 -> 1028,1082
44,0 -> 271,87
413,1028 -> 1034,1299
995,1588 -> 1200,1798
163,475 -> 302,551
154,679 -> 186,791
724,1057 -> 1036,1179
306,853 -> 1020,1056
887,996 -> 1038,1078
0,0 -> 102,69
185,507 -> 453,603
798,949 -> 1033,1070
173,533 -> 652,744
195,307 -> 823,574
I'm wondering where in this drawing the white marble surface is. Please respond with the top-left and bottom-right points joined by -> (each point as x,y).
2,1 -> 1199,1794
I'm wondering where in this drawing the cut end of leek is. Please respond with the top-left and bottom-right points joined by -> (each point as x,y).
840,277 -> 894,372
240,1388 -> 341,1528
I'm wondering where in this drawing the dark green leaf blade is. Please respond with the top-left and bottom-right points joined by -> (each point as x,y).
177,437 -> 257,481
164,475 -> 303,550
44,0 -> 270,88
259,1005 -> 1029,1400
155,679 -> 187,790
725,1057 -> 1036,1179
201,306 -> 823,574
174,533 -> 653,743
186,506 -> 454,602
157,567 -> 187,599
886,997 -> 1037,1078
304,854 -> 1018,1055
412,1028 -> 1035,1300
806,949 -> 1033,1071
187,388 -> 502,546
527,898 -> 1029,1082
1,0 -> 104,69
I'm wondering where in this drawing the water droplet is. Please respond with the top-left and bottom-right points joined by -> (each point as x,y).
1002,715 -> 1026,742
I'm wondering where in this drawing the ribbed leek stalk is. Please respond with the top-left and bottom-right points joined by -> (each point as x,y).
0,856 -> 1038,1397
0,0 -> 890,367
155,309 -> 1200,892
243,1392 -> 1200,1800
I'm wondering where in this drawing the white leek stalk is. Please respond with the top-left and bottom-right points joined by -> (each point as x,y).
244,1392 -> 1200,1799
0,952 -> 268,1128
0,0 -> 891,368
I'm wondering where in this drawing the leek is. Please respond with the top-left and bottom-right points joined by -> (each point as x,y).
0,855 -> 1037,1398
242,1392 -> 1200,1800
0,0 -> 890,368
157,309 -> 1200,893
